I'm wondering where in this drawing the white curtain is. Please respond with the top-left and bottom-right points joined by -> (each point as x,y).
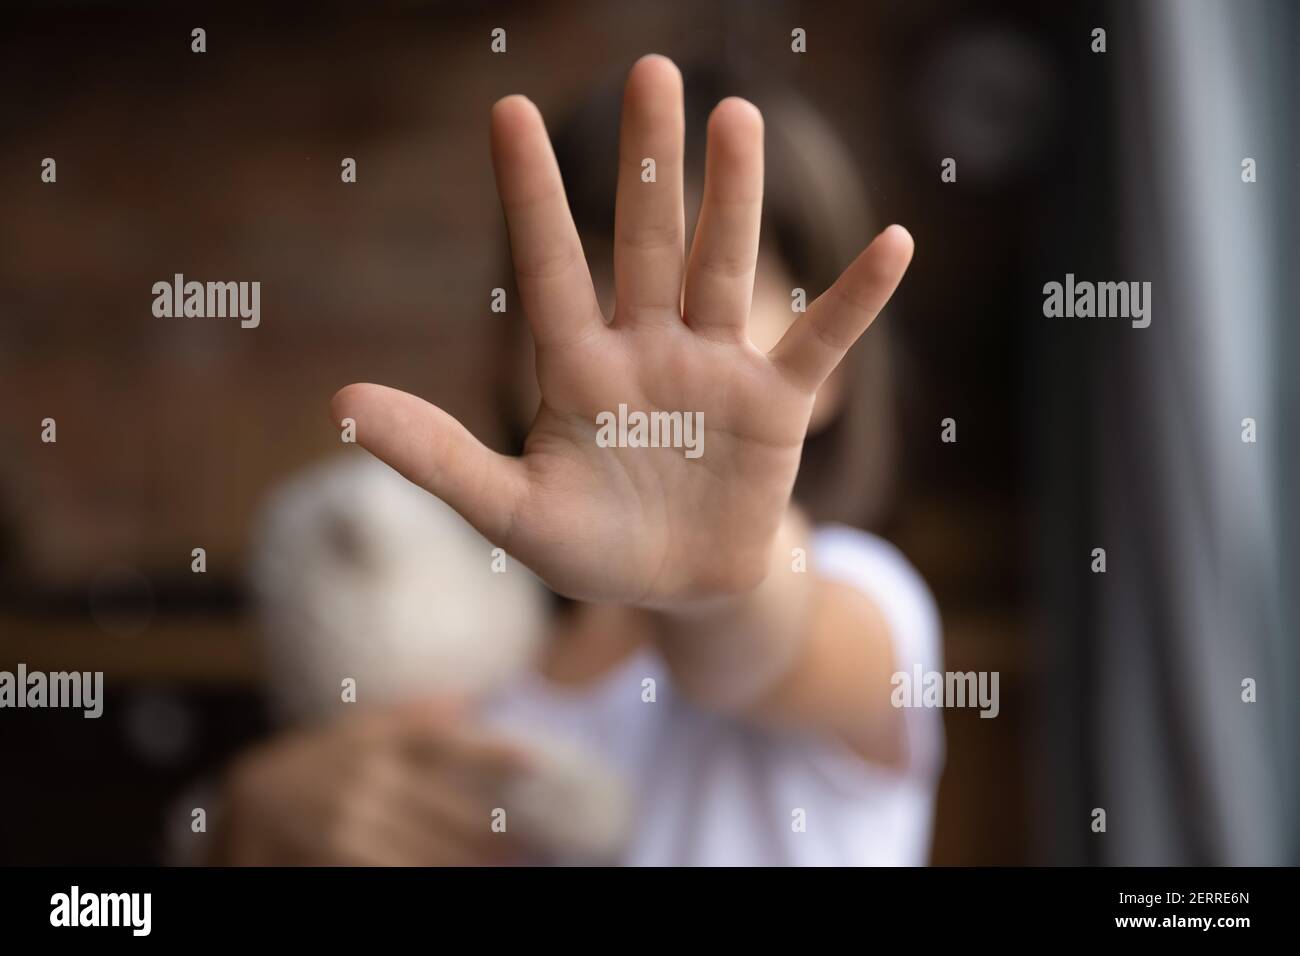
1089,0 -> 1298,865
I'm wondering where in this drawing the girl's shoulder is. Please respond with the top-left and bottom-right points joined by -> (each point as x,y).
811,523 -> 942,645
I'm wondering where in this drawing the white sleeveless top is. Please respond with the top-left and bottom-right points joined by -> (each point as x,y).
483,524 -> 945,866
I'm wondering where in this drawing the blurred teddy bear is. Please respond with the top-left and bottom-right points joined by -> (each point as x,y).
247,454 -> 630,864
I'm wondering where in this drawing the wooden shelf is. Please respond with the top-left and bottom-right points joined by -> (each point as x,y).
0,614 -> 259,684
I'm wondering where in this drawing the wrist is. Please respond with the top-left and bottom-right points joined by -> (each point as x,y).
646,506 -> 809,618
644,506 -> 815,711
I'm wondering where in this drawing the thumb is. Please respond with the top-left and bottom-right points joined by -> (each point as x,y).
330,383 -> 526,546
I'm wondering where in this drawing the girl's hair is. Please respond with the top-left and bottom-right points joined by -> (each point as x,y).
498,62 -> 897,530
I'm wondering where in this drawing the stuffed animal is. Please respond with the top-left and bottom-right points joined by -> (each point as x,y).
248,454 -> 630,864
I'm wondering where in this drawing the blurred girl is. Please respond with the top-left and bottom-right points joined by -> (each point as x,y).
216,55 -> 942,867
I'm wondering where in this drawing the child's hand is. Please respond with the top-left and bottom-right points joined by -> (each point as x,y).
332,55 -> 913,606
218,701 -> 528,866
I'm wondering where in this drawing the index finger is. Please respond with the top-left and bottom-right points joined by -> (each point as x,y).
491,95 -> 605,349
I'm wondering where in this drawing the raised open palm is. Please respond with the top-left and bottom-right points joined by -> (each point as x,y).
332,55 -> 913,606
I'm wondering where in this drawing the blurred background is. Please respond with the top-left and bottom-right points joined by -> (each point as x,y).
0,0 -> 1295,865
